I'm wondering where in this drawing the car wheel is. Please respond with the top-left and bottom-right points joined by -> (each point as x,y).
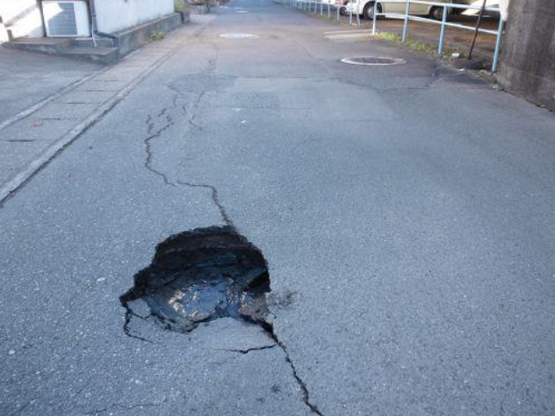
363,2 -> 381,20
429,6 -> 445,20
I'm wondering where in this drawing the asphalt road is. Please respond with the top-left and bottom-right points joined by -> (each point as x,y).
2,1 -> 555,415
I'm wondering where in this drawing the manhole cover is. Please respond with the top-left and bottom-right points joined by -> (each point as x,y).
219,33 -> 258,39
120,226 -> 270,335
341,56 -> 406,66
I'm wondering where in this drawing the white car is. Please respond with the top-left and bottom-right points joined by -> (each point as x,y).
346,0 -> 459,21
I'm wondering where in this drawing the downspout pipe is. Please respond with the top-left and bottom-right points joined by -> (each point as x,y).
89,0 -> 119,47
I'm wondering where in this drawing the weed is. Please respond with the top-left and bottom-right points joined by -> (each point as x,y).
374,31 -> 460,58
150,31 -> 166,41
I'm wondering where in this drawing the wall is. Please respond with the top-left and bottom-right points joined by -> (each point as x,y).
0,0 -> 44,39
499,1 -> 555,111
94,0 -> 175,33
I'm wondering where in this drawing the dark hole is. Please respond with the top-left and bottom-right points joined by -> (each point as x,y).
120,226 -> 270,335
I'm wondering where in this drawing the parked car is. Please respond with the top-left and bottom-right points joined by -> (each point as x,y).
320,0 -> 349,15
346,0 -> 459,21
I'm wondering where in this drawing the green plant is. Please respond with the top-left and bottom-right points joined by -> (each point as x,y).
375,32 -> 402,43
374,31 -> 460,58
150,31 -> 166,41
174,0 -> 189,11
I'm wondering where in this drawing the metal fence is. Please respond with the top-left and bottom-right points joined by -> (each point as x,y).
275,0 -> 504,72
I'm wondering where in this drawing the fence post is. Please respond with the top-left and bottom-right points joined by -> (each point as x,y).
438,5 -> 447,54
372,3 -> 378,35
402,0 -> 410,43
492,18 -> 503,72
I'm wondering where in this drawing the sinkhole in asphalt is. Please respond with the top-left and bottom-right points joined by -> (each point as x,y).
341,56 -> 407,66
120,226 -> 270,334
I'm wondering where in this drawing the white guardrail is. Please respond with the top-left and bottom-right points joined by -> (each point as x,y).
275,0 -> 503,72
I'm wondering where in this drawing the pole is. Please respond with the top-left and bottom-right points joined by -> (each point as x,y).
491,18 -> 503,72
468,0 -> 487,59
438,5 -> 447,55
402,0 -> 410,43
372,4 -> 377,35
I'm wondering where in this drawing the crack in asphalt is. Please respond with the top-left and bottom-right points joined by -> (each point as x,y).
136,44 -> 325,416
144,45 -> 220,186
262,322 -> 325,416
223,344 -> 277,354
176,180 -> 235,228
143,107 -> 177,187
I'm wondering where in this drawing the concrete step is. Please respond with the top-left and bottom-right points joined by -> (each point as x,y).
4,38 -> 72,53
72,37 -> 114,48
58,47 -> 119,65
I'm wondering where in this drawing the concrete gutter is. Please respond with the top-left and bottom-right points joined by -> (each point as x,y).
0,20 -> 203,205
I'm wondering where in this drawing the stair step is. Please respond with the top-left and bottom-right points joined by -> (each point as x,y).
59,47 -> 119,65
72,37 -> 114,48
4,38 -> 71,53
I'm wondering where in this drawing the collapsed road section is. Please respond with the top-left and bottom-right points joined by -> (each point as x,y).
120,226 -> 270,334
119,225 -> 325,415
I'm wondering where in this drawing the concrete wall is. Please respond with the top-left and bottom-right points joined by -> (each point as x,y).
95,0 -> 175,33
0,0 -> 44,39
499,1 -> 555,111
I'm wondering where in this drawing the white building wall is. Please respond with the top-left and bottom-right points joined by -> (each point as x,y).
0,0 -> 45,39
94,0 -> 175,34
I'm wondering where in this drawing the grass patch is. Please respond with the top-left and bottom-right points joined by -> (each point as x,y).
174,0 -> 190,10
375,31 -> 460,58
150,31 -> 166,41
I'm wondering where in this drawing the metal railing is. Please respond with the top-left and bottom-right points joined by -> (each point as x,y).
369,1 -> 503,71
274,0 -> 358,25
275,0 -> 504,72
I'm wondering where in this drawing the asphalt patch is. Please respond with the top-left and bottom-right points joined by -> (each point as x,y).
120,226 -> 270,335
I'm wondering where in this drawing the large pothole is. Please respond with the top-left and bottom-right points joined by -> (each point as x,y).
120,226 -> 270,335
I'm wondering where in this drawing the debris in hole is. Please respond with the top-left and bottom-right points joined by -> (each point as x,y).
120,226 -> 270,335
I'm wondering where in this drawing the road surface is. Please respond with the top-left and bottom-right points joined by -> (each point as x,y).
1,1 -> 555,415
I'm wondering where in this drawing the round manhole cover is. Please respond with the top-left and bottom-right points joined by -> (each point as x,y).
219,33 -> 258,39
341,56 -> 406,66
